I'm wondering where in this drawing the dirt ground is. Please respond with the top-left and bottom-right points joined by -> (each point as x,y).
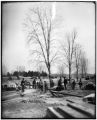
2,88 -> 95,118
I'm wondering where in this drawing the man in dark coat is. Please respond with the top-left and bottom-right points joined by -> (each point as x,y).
79,78 -> 83,89
58,77 -> 62,87
56,77 -> 64,91
33,78 -> 36,89
64,77 -> 68,90
50,79 -> 54,88
21,78 -> 25,92
72,79 -> 76,90
44,81 -> 48,93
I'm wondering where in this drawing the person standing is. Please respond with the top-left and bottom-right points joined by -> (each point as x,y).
72,79 -> 76,90
79,78 -> 83,89
57,77 -> 63,91
37,82 -> 39,89
50,79 -> 54,88
64,77 -> 68,90
33,78 -> 36,89
58,77 -> 62,87
44,81 -> 48,93
21,78 -> 25,92
40,78 -> 43,91
34,79 -> 36,89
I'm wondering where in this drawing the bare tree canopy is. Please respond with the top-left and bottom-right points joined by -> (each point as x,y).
58,64 -> 65,77
80,51 -> 88,78
74,44 -> 82,81
24,7 -> 58,86
60,30 -> 77,81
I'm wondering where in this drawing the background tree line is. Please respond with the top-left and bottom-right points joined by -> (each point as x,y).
6,70 -> 47,79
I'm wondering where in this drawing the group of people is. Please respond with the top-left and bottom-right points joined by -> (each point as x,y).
18,76 -> 83,94
58,77 -> 83,90
32,77 -> 48,92
19,77 -> 48,93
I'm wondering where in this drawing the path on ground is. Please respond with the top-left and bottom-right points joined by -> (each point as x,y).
2,89 -> 95,118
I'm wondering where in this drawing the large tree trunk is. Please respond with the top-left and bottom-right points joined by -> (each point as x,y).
48,63 -> 52,88
76,68 -> 79,81
48,69 -> 51,87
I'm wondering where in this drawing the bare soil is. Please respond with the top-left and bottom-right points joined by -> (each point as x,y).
2,88 -> 95,118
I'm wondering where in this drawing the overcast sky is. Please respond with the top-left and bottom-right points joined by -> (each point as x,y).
2,2 -> 95,74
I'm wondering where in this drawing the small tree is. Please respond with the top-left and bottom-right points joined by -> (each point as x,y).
7,72 -> 12,80
13,71 -> 19,79
61,30 -> 77,82
80,51 -> 88,78
58,64 -> 65,77
74,44 -> 82,81
37,64 -> 44,76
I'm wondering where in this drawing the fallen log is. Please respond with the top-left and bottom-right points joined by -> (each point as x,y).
49,90 -> 83,97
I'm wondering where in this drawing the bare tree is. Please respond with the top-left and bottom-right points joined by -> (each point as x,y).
37,64 -> 44,77
37,64 -> 43,74
74,44 -> 82,81
16,66 -> 25,72
80,51 -> 88,78
61,30 -> 77,82
24,7 -> 58,87
58,64 -> 65,77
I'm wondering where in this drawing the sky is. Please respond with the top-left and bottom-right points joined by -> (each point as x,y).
2,2 -> 95,74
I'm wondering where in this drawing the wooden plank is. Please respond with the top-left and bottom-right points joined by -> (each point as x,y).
58,91 -> 83,97
66,99 -> 75,103
67,103 -> 95,118
46,107 -> 64,118
57,106 -> 90,118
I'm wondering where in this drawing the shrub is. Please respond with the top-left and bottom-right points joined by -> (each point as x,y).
6,87 -> 16,91
82,82 -> 96,90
